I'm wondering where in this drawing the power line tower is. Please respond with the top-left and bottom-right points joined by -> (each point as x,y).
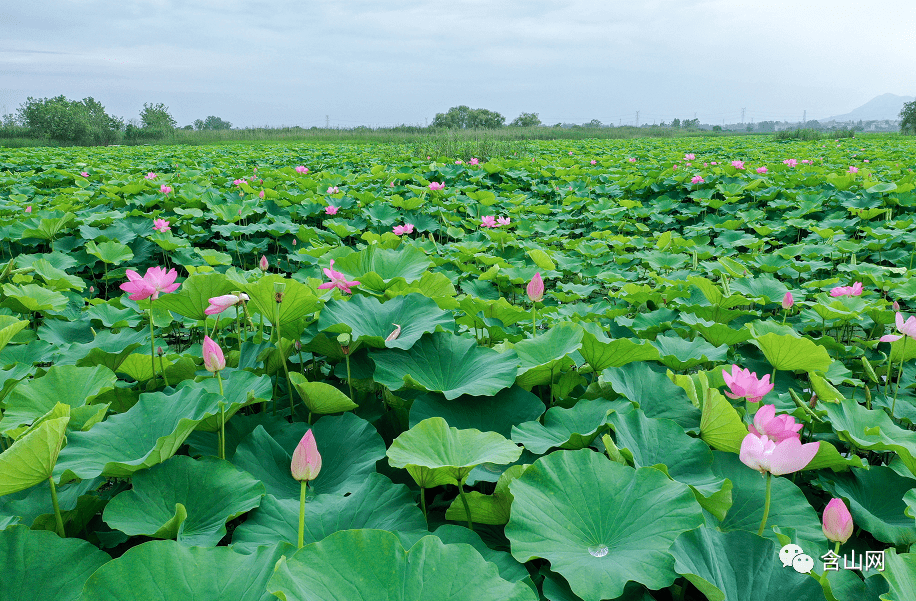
741,108 -> 746,123
802,110 -> 806,125
635,111 -> 639,126
325,115 -> 329,129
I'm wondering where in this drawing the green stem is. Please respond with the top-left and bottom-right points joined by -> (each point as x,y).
49,476 -> 65,537
420,487 -> 428,523
458,482 -> 474,532
758,472 -> 772,536
892,337 -> 908,419
298,480 -> 307,548
531,304 -> 537,338
834,540 -> 841,555
216,371 -> 225,460
149,301 -> 157,389
158,354 -> 170,388
210,314 -> 221,339
345,352 -> 354,403
235,305 -> 242,356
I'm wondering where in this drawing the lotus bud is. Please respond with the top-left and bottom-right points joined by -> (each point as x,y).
386,324 -> 402,342
294,339 -> 302,351
894,300 -> 901,312
527,272 -> 544,303
822,498 -> 853,544
259,255 -> 269,272
291,430 -> 322,482
157,346 -> 164,356
782,291 -> 794,309
89,286 -> 95,294
202,335 -> 225,373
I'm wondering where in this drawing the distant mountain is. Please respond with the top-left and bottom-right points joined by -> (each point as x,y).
821,93 -> 914,122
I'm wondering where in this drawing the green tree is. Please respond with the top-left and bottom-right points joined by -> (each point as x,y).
140,103 -> 177,130
585,119 -> 602,128
509,112 -> 541,127
671,118 -> 681,128
900,100 -> 916,134
193,116 -> 232,130
17,95 -> 122,145
431,106 -> 505,129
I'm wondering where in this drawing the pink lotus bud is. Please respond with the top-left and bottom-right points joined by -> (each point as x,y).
89,286 -> 95,293
894,300 -> 901,312
259,255 -> 269,272
822,498 -> 853,544
80,171 -> 89,177
25,205 -> 32,213
527,273 -> 544,302
294,339 -> 302,351
157,346 -> 164,356
258,190 -> 265,199
202,335 -> 225,373
291,430 -> 322,481
292,239 -> 297,246
782,292 -> 794,309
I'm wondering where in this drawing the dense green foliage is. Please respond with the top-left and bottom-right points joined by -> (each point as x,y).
431,105 -> 507,129
901,100 -> 916,135
16,96 -> 123,145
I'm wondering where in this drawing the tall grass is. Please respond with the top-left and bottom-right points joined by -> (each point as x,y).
774,128 -> 856,141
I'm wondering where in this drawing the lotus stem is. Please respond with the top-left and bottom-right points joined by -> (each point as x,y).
345,352 -> 354,403
531,305 -> 537,338
210,314 -> 221,339
49,476 -> 64,538
235,305 -> 242,356
420,487 -> 428,523
457,483 -> 474,532
158,353 -> 170,388
216,371 -> 226,460
149,302 -> 157,389
757,472 -> 772,537
298,480 -> 307,548
892,337 -> 907,419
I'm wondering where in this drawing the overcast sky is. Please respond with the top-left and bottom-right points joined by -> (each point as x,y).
1,1 -> 913,128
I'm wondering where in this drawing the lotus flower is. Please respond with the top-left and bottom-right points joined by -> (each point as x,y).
691,175 -> 704,184
822,498 -> 853,544
232,179 -> 246,186
119,267 -> 180,301
258,190 -> 265,199
152,218 -> 170,232
291,430 -> 322,481
722,365 -> 774,403
880,311 -> 916,343
830,282 -> 863,297
628,157 -> 637,163
527,273 -> 544,302
590,160 -> 597,165
325,186 -> 339,194
711,161 -> 718,165
160,184 -> 173,194
497,216 -> 511,226
748,404 -> 804,442
480,215 -> 497,228
325,205 -> 339,215
848,166 -> 859,174
25,206 -> 32,213
205,292 -> 250,315
318,259 -> 361,294
894,300 -> 901,312
783,159 -> 797,167
392,223 -> 414,235
429,182 -> 445,191
756,167 -> 768,174
202,335 -> 225,373
295,166 -> 309,174
470,158 -> 479,165
684,153 -> 695,160
731,160 -> 745,170
739,432 -> 819,476
145,172 -> 157,179
259,255 -> 269,271
80,171 -> 89,177
455,159 -> 463,165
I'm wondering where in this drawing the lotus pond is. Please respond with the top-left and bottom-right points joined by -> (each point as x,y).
2,136 -> 916,600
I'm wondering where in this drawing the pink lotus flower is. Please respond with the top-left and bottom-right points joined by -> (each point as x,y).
455,159 -> 463,165
590,160 -> 597,165
684,153 -> 695,160
568,151 -> 573,155
739,432 -> 819,476
731,160 -> 745,170
291,430 -> 322,481
292,239 -> 297,246
672,165 -> 679,170
295,166 -> 309,174
685,162 -> 692,167
756,167 -> 768,174
782,291 -> 794,309
145,172 -> 157,180
691,175 -> 704,184
880,311 -> 916,342
748,404 -> 803,443
470,158 -> 479,165
822,498 -> 853,544
80,171 -> 89,177
153,218 -> 170,233
258,190 -> 265,199
710,161 -> 718,166
327,186 -> 340,194
628,157 -> 637,163
325,205 -> 339,216
480,215 -> 497,228
783,159 -> 798,167
722,365 -> 774,403
232,179 -> 246,186
830,282 -> 863,297
160,184 -> 172,194
202,335 -> 226,373
205,292 -> 250,316
864,159 -> 870,163
259,255 -> 269,271
497,216 -> 511,226
25,206 -> 32,213
392,223 -> 414,235
527,273 -> 544,302
848,166 -> 859,174
119,267 -> 180,301
802,159 -> 811,164
318,260 -> 361,294
429,182 -> 445,191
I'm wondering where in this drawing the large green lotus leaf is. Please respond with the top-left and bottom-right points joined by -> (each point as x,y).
0,525 -> 110,601
333,244 -> 434,284
53,387 -> 223,484
77,540 -> 292,601
409,386 -> 545,438
670,527 -> 826,601
288,373 -> 358,415
511,398 -> 627,455
0,365 -> 116,435
818,466 -> 916,546
445,465 -> 525,525
176,370 -> 272,431
231,473 -> 425,553
541,572 -> 655,601
103,455 -> 265,546
603,362 -> 701,432
506,449 -> 704,601
651,331 -> 728,370
241,274 -> 321,330
513,323 -> 584,388
318,293 -> 454,350
0,476 -> 102,531
84,240 -> 134,265
371,331 -> 519,400
185,411 -> 288,460
232,412 -> 386,498
578,328 -> 661,373
729,274 -> 790,305
1,283 -> 68,313
31,259 -> 84,292
153,272 -> 237,321
822,397 -> 916,477
711,452 -> 822,543
880,549 -> 916,601
0,318 -> 28,355
0,415 -> 69,496
266,529 -> 537,601
387,417 -> 522,483
608,409 -> 732,521
64,328 -> 147,372
753,332 -> 832,372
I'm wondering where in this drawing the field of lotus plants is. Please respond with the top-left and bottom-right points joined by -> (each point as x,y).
3,134 -> 916,600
